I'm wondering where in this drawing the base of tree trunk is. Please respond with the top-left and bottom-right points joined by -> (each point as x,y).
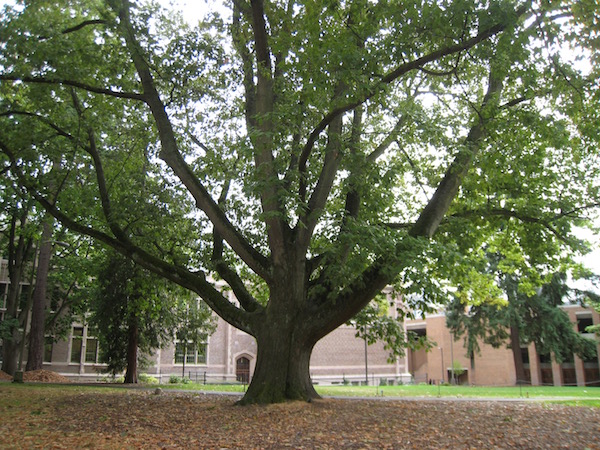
237,381 -> 320,405
237,332 -> 320,405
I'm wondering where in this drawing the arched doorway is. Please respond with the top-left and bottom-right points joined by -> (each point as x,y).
236,356 -> 250,383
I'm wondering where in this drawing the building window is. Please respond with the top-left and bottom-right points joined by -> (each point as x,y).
70,327 -> 83,364
44,337 -> 53,363
577,314 -> 594,334
520,347 -> 530,365
175,342 -> 207,365
85,338 -> 99,363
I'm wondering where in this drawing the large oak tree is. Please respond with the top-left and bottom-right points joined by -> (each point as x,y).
1,0 -> 599,403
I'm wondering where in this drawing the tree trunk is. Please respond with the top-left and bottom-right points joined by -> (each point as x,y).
239,324 -> 318,405
124,317 -> 139,384
181,341 -> 186,379
510,325 -> 526,384
26,219 -> 54,372
469,351 -> 476,385
2,336 -> 20,376
2,263 -> 26,376
234,249 -> 398,404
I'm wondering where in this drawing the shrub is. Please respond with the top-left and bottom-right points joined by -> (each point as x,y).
138,373 -> 158,384
169,375 -> 191,384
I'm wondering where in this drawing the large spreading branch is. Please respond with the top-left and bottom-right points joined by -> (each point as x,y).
297,4 -> 531,172
246,0 -> 290,265
296,96 -> 344,252
1,139 -> 258,333
449,206 -> 600,245
409,73 -> 505,238
212,167 -> 264,314
309,21 -> 522,335
70,89 -> 129,243
111,0 -> 271,281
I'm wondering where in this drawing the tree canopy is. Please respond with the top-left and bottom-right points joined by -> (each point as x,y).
1,0 -> 599,403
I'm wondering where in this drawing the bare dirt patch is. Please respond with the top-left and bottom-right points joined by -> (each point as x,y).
1,385 -> 599,449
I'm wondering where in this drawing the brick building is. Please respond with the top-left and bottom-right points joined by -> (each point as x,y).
16,313 -> 412,385
1,257 -> 599,386
0,264 -> 410,384
406,306 -> 600,387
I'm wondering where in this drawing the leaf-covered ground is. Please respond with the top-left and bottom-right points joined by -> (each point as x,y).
1,383 -> 599,449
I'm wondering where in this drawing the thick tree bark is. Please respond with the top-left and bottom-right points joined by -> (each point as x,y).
124,316 -> 139,384
2,337 -> 20,376
239,262 -> 321,404
240,324 -> 318,405
26,219 -> 54,371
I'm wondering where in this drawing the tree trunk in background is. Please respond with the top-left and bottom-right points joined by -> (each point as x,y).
124,317 -> 139,384
2,334 -> 20,376
181,341 -> 186,378
2,253 -> 29,376
26,219 -> 54,372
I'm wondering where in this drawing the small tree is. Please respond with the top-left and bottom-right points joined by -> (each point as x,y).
350,294 -> 432,366
89,250 -> 213,383
450,360 -> 466,384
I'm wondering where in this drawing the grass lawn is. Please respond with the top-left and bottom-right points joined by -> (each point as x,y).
157,380 -> 600,406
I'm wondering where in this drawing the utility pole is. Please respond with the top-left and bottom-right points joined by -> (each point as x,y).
450,331 -> 455,385
364,325 -> 369,386
439,347 -> 444,384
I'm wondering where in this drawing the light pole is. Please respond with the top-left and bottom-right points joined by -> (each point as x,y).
439,347 -> 444,384
364,325 -> 369,386
450,331 -> 455,385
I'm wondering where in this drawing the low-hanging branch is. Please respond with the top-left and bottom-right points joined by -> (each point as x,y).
0,74 -> 145,101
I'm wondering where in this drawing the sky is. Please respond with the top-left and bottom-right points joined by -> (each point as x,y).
159,0 -> 226,23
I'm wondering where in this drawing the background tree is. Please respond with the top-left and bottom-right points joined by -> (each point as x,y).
89,249 -> 215,383
1,153 -> 96,374
447,269 -> 598,383
1,0 -> 599,403
0,175 -> 37,375
26,160 -> 63,371
24,216 -> 54,372
350,294 -> 432,379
